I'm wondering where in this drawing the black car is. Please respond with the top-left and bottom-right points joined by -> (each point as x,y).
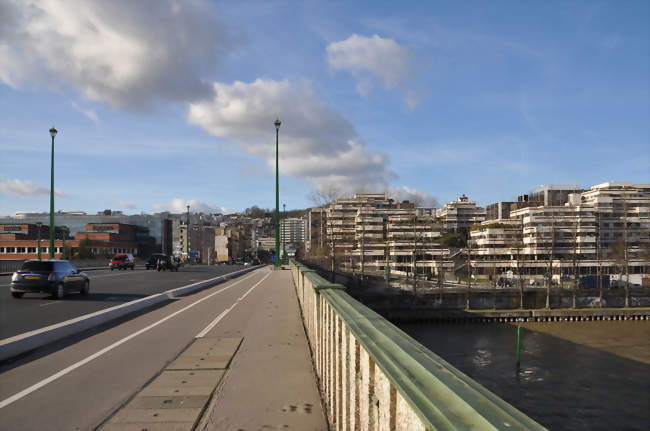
155,254 -> 178,272
145,253 -> 166,270
10,259 -> 89,299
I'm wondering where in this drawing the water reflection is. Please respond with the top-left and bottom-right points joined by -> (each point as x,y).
399,321 -> 650,431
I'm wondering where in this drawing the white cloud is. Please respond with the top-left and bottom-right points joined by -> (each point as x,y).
70,101 -> 99,124
385,186 -> 439,207
327,34 -> 420,106
188,78 -> 395,190
153,198 -> 226,214
0,177 -> 69,197
117,201 -> 137,210
0,0 -> 229,110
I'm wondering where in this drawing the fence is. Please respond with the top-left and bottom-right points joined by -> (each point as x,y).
290,260 -> 545,431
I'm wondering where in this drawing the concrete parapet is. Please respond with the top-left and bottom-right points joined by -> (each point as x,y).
291,261 -> 546,430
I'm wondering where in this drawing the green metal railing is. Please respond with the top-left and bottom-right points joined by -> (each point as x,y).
292,260 -> 546,431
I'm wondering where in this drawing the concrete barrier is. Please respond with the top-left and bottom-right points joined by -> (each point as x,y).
0,266 -> 263,362
291,261 -> 546,431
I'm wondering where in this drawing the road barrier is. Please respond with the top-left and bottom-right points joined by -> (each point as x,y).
291,261 -> 546,430
0,266 -> 263,362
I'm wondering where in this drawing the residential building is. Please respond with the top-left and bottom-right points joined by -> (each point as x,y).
436,194 -> 486,235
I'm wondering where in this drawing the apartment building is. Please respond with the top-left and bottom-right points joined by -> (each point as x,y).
436,194 -> 486,235
470,183 -> 650,282
280,217 -> 306,244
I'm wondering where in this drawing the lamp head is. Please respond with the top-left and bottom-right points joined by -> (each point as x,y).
274,118 -> 281,131
49,127 -> 58,138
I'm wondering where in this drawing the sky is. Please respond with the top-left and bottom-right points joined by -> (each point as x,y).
1,0 -> 648,216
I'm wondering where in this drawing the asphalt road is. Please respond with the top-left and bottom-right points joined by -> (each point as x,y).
0,267 -> 326,431
0,264 -> 246,340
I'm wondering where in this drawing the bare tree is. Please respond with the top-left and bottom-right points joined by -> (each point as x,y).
570,216 -> 580,309
509,218 -> 525,308
596,211 -> 603,307
545,217 -> 556,309
623,185 -> 630,307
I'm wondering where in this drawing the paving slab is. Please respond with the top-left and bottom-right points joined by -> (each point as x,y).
101,423 -> 194,431
129,395 -> 210,409
110,407 -> 202,423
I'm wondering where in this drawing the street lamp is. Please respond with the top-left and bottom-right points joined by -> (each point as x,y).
274,118 -> 281,267
49,127 -> 57,258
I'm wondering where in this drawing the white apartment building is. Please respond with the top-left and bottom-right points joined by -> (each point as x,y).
470,183 -> 650,282
280,217 -> 306,244
436,194 -> 486,234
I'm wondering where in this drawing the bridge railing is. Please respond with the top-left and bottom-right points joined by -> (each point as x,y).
290,260 -> 546,431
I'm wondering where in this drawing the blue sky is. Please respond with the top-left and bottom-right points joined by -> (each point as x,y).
1,0 -> 648,216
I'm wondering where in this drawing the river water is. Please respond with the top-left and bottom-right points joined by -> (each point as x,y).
398,321 -> 650,431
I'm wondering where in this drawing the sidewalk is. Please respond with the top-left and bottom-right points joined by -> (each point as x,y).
198,268 -> 327,431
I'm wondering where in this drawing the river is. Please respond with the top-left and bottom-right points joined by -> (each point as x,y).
398,320 -> 650,430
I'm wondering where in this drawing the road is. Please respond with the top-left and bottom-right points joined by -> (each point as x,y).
0,264 -> 246,340
0,266 -> 326,431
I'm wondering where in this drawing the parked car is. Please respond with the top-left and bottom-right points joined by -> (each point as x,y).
156,254 -> 178,272
145,253 -> 166,270
109,253 -> 135,270
10,259 -> 89,299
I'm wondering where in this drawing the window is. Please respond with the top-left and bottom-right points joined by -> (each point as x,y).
28,247 -> 36,253
0,247 -> 4,253
17,247 -> 26,253
6,247 -> 16,253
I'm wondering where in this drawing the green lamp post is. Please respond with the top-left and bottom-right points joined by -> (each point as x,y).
274,118 -> 281,267
49,127 -> 57,258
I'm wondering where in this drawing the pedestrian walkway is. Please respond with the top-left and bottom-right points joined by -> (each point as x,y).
198,268 -> 327,430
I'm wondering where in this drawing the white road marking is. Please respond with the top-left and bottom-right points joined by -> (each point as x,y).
0,269 -> 264,410
195,269 -> 271,338
39,301 -> 62,307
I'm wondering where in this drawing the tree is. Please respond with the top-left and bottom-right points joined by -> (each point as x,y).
440,233 -> 465,248
508,218 -> 525,308
544,217 -> 557,309
76,238 -> 93,259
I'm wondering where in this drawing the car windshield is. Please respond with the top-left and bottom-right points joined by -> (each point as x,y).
113,255 -> 126,261
21,261 -> 54,271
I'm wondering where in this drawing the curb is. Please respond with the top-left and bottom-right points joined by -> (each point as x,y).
0,265 -> 264,362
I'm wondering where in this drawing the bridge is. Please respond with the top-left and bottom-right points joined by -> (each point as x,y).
0,263 -> 545,430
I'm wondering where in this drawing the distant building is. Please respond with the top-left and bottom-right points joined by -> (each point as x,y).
0,222 -> 156,260
436,194 -> 486,235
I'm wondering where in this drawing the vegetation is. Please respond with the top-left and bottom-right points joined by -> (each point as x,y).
439,233 -> 465,248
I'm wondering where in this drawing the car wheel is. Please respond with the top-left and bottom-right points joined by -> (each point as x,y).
11,292 -> 24,298
111,268 -> 114,271
157,267 -> 161,272
54,283 -> 65,299
81,280 -> 89,295
131,266 -> 134,270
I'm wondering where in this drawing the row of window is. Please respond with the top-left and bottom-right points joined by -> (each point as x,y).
0,247 -> 60,253
0,247 -> 134,254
